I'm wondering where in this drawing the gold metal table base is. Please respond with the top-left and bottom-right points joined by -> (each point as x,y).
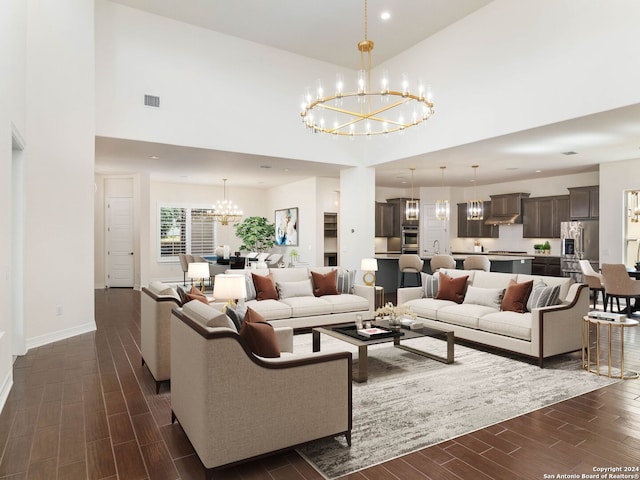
582,315 -> 639,380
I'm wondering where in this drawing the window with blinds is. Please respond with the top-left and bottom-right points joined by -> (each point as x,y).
159,205 -> 217,260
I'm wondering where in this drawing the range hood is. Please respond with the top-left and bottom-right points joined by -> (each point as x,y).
484,193 -> 530,225
484,213 -> 520,225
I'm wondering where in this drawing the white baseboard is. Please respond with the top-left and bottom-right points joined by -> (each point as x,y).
0,369 -> 13,415
26,322 -> 97,352
95,283 -> 106,289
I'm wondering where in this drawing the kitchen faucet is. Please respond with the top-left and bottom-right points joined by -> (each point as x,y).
433,240 -> 440,254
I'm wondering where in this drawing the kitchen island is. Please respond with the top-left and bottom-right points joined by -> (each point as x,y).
374,253 -> 534,294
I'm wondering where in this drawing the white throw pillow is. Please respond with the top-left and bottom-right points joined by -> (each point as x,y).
420,272 -> 440,298
462,286 -> 504,310
276,279 -> 314,299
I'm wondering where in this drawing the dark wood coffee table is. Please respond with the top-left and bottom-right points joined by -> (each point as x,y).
312,323 -> 454,382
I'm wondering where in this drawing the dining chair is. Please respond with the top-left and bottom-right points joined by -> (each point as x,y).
463,255 -> 491,272
430,254 -> 456,273
600,263 -> 640,317
579,260 -> 606,311
398,254 -> 424,287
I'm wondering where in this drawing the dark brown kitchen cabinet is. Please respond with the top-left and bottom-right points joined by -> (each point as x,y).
568,185 -> 599,219
457,202 -> 498,238
522,195 -> 569,238
531,256 -> 562,276
387,197 -> 419,228
375,202 -> 395,237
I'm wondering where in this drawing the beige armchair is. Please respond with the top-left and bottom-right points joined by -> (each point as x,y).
141,282 -> 182,393
170,307 -> 353,477
430,254 -> 456,273
398,254 -> 424,287
463,255 -> 491,271
601,263 -> 640,317
178,253 -> 194,285
579,260 -> 606,310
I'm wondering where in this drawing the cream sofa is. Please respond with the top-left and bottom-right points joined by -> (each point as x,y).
170,301 -> 352,477
397,269 -> 589,367
141,281 -> 182,393
228,266 -> 376,330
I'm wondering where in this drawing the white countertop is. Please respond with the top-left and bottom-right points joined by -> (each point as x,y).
375,254 -> 534,261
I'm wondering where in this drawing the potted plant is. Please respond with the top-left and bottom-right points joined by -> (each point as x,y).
542,240 -> 551,254
234,216 -> 276,253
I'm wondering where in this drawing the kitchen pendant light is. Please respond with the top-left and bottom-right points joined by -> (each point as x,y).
435,166 -> 450,221
466,165 -> 483,221
406,168 -> 419,221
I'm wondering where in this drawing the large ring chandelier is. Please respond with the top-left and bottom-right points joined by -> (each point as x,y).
300,0 -> 435,136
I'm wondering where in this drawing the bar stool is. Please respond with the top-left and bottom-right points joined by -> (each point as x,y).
398,254 -> 424,287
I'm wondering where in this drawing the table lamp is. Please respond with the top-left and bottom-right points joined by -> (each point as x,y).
187,262 -> 210,292
213,274 -> 247,311
360,258 -> 378,286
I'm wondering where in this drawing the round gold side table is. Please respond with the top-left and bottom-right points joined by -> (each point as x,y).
582,315 -> 639,379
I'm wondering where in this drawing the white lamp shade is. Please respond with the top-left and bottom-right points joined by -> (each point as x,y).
213,274 -> 247,300
360,258 -> 378,271
187,262 -> 210,279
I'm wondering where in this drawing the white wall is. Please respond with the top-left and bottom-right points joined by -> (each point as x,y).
23,0 -> 96,348
94,0 -> 360,166
600,159 -> 640,265
363,0 -> 640,165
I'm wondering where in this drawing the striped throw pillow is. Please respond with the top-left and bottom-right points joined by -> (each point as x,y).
420,272 -> 440,298
337,270 -> 356,294
527,281 -> 561,311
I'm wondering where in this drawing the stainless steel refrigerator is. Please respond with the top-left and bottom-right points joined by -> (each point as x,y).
560,221 -> 599,282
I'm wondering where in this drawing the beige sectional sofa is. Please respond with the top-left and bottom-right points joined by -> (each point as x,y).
170,301 -> 352,478
228,266 -> 376,330
397,269 -> 589,367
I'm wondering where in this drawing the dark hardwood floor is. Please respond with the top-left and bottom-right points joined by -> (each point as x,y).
1,288 -> 640,479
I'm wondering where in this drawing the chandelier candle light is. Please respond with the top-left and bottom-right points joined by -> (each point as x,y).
211,179 -> 243,226
435,166 -> 450,221
467,165 -> 483,221
300,0 -> 435,136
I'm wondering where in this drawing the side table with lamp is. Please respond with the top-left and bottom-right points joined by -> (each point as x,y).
361,258 -> 384,308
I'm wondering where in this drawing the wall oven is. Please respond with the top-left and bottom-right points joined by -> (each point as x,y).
402,226 -> 419,254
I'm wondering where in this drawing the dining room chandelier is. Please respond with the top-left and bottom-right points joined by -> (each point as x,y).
406,168 -> 419,221
435,166 -> 450,221
299,0 -> 435,136
210,179 -> 243,226
467,165 -> 483,221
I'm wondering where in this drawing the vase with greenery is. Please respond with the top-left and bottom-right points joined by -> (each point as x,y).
234,216 -> 276,253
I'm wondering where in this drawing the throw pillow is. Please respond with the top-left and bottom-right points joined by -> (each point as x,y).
311,269 -> 340,296
252,273 -> 278,301
176,286 -> 188,306
276,279 -> 314,299
185,286 -> 209,305
435,273 -> 469,304
225,305 -> 242,331
337,269 -> 356,294
244,270 -> 257,301
238,307 -> 280,358
501,279 -> 534,313
527,281 -> 561,311
463,286 -> 505,310
420,272 -> 440,298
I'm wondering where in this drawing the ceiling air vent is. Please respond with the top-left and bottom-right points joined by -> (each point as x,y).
144,94 -> 160,108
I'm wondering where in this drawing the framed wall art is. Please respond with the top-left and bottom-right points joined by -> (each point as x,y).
275,207 -> 299,246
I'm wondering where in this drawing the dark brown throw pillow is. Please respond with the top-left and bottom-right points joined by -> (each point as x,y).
501,279 -> 534,313
238,307 -> 280,358
311,269 -> 339,297
185,286 -> 209,305
252,273 -> 278,301
435,273 -> 469,304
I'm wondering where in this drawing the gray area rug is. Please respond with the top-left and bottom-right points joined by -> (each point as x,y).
293,332 -> 619,479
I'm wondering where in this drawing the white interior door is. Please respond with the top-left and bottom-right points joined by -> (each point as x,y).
421,203 -> 449,255
106,197 -> 134,287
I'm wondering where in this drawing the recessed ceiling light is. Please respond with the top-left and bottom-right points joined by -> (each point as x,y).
562,151 -> 578,155
260,165 -> 272,169
380,11 -> 390,20
535,169 -> 542,173
506,167 -> 519,170
150,155 -> 159,160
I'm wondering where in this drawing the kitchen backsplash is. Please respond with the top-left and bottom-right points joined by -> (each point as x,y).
449,224 -> 561,255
